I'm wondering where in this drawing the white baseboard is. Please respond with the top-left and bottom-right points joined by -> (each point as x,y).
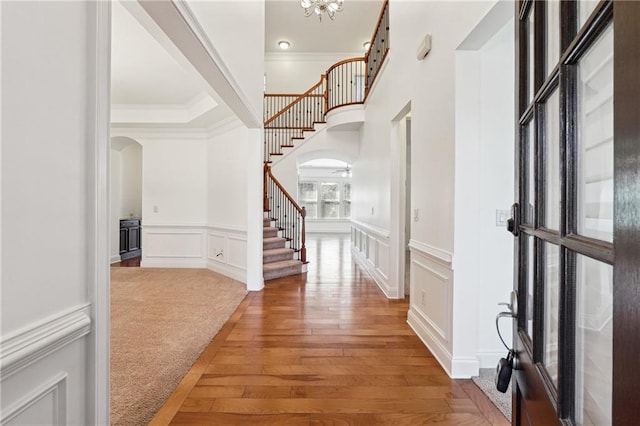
351,246 -> 394,298
450,357 -> 480,378
206,260 -> 247,284
110,254 -> 121,264
407,308 -> 453,377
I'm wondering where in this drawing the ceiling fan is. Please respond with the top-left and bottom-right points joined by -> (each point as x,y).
332,165 -> 351,177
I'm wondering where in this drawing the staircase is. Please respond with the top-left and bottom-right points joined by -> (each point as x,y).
260,0 -> 389,281
263,216 -> 306,281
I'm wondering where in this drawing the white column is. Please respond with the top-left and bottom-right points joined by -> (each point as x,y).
245,128 -> 264,291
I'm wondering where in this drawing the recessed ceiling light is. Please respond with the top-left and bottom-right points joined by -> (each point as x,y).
363,41 -> 371,51
278,40 -> 291,50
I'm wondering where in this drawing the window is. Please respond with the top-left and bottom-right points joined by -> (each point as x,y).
299,181 -> 351,219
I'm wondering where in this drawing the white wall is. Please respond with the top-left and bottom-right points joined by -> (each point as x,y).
206,123 -> 250,282
119,144 -> 142,219
187,1 -> 265,118
346,0 -> 512,376
454,17 -> 515,369
110,150 -> 123,262
1,1 -> 102,423
265,53 -> 353,93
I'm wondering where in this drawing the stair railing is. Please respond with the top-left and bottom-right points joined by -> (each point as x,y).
365,0 -> 389,93
326,57 -> 367,112
263,0 -> 390,164
264,164 -> 307,263
264,77 -> 326,162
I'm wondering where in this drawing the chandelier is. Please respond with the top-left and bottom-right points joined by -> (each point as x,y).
301,0 -> 344,22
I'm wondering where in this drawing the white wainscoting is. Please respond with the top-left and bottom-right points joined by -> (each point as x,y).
141,224 -> 207,268
350,221 -> 394,297
406,240 -> 457,376
141,223 -> 248,283
0,305 -> 91,425
206,225 -> 248,283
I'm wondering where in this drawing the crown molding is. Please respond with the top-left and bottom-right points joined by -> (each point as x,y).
265,51 -> 363,63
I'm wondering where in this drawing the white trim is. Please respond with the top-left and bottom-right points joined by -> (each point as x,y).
206,116 -> 245,138
207,224 -> 247,233
450,357 -> 481,379
350,219 -> 390,239
0,305 -> 92,380
110,127 -> 209,140
408,239 -> 453,265
409,283 -> 449,342
206,260 -> 247,283
351,245 -> 393,298
407,309 -> 453,377
164,0 -> 262,128
265,52 -> 363,62
143,223 -> 207,229
85,2 -> 111,424
1,373 -> 68,425
110,254 -> 121,264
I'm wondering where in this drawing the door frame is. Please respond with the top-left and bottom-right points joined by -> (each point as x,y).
512,0 -> 640,424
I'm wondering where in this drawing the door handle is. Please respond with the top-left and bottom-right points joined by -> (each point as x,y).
507,203 -> 520,236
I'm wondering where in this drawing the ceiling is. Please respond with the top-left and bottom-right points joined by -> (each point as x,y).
110,0 -> 384,130
265,0 -> 384,54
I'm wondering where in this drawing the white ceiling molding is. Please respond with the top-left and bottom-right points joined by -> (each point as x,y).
138,0 -> 262,129
265,52 -> 364,63
111,92 -> 218,124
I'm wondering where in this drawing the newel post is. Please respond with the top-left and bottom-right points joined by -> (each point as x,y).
300,206 -> 307,263
263,163 -> 270,213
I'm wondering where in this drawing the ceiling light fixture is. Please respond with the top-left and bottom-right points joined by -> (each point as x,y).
301,0 -> 344,22
278,40 -> 291,50
363,41 -> 371,51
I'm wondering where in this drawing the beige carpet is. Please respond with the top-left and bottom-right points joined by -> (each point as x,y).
110,268 -> 248,426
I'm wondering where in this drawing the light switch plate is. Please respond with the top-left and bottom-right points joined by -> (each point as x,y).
496,209 -> 510,226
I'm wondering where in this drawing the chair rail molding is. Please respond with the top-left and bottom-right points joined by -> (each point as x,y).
0,305 -> 91,380
408,239 -> 453,266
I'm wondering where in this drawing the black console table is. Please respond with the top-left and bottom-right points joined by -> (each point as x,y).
120,218 -> 141,260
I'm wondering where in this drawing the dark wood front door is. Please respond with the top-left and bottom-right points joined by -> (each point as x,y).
513,1 -> 640,424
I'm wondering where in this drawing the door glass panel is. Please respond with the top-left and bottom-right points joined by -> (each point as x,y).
545,90 -> 560,230
546,0 -> 560,76
526,121 -> 535,224
544,242 -> 560,386
575,254 -> 612,426
526,235 -> 534,339
577,24 -> 613,242
528,6 -> 535,103
579,0 -> 600,29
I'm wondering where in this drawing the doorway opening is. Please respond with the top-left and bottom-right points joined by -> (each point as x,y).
110,137 -> 143,267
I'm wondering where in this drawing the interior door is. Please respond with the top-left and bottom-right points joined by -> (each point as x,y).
512,0 -> 640,424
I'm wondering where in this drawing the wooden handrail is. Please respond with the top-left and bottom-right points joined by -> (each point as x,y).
326,56 -> 366,74
264,164 -> 304,214
264,77 -> 325,127
265,93 -> 324,98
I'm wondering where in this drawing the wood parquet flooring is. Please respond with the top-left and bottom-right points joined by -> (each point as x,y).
151,235 -> 509,425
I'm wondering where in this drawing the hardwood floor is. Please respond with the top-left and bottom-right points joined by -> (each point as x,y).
151,235 -> 509,425
111,256 -> 141,267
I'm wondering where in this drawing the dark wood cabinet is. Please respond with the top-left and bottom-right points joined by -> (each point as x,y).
119,218 -> 141,260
